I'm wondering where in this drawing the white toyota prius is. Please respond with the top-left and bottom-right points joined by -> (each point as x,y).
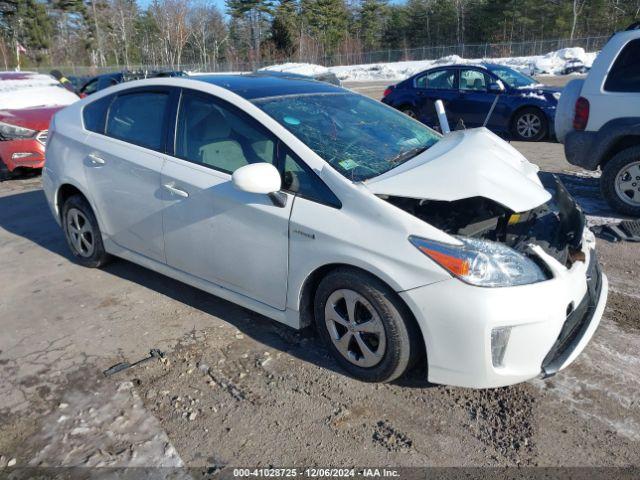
43,74 -> 608,388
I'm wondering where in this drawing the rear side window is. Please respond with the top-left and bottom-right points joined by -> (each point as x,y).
416,69 -> 457,90
83,95 -> 112,133
605,39 -> 640,92
106,91 -> 168,150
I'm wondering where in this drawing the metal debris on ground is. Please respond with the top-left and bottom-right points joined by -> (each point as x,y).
103,349 -> 165,377
592,219 -> 640,242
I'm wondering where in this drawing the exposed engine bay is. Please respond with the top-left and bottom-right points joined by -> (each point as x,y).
385,175 -> 586,268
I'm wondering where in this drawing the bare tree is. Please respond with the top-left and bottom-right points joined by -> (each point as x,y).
150,0 -> 192,68
189,2 -> 228,69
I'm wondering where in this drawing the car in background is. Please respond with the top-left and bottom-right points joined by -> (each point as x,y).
78,70 -> 187,97
556,23 -> 640,216
0,72 -> 78,179
382,64 -> 561,141
43,74 -> 606,387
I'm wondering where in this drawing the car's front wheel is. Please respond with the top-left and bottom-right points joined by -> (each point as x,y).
601,146 -> 640,216
512,107 -> 547,141
62,194 -> 110,267
0,157 -> 11,181
314,268 -> 421,383
400,106 -> 418,119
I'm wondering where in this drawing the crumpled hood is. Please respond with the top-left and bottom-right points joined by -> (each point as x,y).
517,85 -> 561,97
364,128 -> 551,212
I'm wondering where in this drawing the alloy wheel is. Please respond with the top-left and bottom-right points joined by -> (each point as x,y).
516,113 -> 542,139
614,161 -> 640,207
324,289 -> 386,368
66,208 -> 95,257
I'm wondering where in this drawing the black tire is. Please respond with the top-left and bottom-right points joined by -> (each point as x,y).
0,157 -> 11,181
400,106 -> 418,119
601,146 -> 640,217
511,107 -> 548,142
314,268 -> 422,383
61,194 -> 111,267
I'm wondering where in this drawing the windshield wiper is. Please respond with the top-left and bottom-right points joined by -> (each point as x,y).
389,146 -> 429,165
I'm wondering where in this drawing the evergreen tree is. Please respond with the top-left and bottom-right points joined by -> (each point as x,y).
271,0 -> 298,56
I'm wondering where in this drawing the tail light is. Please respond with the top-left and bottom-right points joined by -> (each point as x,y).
573,96 -> 590,131
383,86 -> 394,97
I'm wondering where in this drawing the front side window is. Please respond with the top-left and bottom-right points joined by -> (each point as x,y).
460,69 -> 487,91
254,93 -> 440,181
175,91 -> 276,173
605,39 -> 640,92
106,91 -> 168,150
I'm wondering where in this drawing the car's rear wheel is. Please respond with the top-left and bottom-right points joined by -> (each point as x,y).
62,195 -> 110,267
314,268 -> 421,383
601,146 -> 640,217
512,107 -> 547,141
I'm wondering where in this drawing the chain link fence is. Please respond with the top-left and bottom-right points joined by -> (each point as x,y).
34,35 -> 609,78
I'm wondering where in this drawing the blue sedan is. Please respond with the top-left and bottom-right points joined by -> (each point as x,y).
381,64 -> 561,141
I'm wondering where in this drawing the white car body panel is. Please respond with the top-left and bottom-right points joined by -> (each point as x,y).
43,76 -> 607,388
365,128 -> 551,212
579,30 -> 640,132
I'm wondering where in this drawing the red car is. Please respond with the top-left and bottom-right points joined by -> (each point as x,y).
0,72 -> 78,178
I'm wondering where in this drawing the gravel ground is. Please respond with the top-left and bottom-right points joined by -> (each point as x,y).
0,76 -> 639,471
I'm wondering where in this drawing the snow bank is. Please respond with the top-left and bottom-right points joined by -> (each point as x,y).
0,72 -> 78,109
260,47 -> 598,83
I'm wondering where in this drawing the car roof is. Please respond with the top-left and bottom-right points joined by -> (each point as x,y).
190,73 -> 344,100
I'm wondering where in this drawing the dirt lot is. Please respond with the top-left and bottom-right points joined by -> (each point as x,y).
0,78 -> 639,471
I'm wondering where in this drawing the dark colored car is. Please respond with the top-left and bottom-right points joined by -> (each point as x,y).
79,70 -> 187,97
382,64 -> 561,141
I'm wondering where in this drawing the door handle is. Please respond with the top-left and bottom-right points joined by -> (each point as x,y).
163,183 -> 189,198
88,153 -> 105,165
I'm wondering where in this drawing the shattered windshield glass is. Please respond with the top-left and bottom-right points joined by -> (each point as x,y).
253,92 -> 440,181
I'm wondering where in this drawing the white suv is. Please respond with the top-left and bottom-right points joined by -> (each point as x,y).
556,23 -> 640,215
43,74 -> 607,387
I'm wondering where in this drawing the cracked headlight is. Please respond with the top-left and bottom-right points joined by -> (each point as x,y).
409,235 -> 548,287
0,121 -> 37,140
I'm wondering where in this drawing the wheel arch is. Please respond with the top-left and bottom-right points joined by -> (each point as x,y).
297,263 -> 427,359
600,135 -> 640,169
55,182 -> 92,221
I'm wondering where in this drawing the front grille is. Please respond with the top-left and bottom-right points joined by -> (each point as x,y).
36,130 -> 48,146
541,253 -> 602,377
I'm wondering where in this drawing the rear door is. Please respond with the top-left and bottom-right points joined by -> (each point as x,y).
83,87 -> 172,262
160,88 -> 292,309
413,68 -> 459,130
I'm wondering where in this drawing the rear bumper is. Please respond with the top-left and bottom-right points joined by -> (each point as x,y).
0,139 -> 45,171
564,130 -> 600,170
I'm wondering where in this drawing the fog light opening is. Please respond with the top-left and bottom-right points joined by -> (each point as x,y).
491,327 -> 511,368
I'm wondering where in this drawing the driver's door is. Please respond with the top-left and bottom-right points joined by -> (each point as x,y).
160,89 -> 292,310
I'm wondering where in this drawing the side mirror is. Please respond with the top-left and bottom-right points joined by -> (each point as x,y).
232,163 -> 281,195
488,80 -> 506,94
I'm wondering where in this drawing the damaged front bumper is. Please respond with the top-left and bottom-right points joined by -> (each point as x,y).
399,179 -> 608,389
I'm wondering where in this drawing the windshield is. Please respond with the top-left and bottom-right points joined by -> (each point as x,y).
253,92 -> 440,181
488,66 -> 537,88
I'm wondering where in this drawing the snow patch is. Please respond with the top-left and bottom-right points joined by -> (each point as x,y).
259,47 -> 598,83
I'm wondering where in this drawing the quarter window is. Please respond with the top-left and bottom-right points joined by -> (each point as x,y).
605,39 -> 640,92
460,69 -> 487,91
106,91 -> 168,150
175,91 -> 276,173
282,150 -> 341,208
83,94 -> 112,133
